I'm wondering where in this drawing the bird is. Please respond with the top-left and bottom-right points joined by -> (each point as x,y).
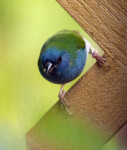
38,30 -> 106,114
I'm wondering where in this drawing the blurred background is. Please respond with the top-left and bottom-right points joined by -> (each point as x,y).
0,0 -> 105,150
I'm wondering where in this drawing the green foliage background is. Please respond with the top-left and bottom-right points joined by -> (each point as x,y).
0,0 -> 105,150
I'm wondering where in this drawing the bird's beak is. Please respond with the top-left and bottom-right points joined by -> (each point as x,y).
46,62 -> 53,74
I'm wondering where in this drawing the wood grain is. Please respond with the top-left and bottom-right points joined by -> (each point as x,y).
26,0 -> 127,149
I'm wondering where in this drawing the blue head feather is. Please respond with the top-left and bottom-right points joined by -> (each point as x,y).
41,48 -> 70,73
38,47 -> 87,84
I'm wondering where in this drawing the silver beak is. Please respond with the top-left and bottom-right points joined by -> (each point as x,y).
46,62 -> 53,74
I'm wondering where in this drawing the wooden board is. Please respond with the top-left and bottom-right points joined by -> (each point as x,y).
26,0 -> 127,149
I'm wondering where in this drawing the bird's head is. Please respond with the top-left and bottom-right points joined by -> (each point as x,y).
39,48 -> 70,76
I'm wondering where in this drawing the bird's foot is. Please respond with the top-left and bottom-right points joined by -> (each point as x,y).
92,51 -> 106,66
58,89 -> 72,115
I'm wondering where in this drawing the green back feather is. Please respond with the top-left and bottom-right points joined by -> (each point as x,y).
41,30 -> 85,59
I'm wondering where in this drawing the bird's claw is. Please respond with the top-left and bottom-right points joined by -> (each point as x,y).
59,90 -> 72,114
60,103 -> 72,115
92,52 -> 106,66
59,90 -> 70,106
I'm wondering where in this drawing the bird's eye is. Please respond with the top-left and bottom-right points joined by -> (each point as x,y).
58,56 -> 62,63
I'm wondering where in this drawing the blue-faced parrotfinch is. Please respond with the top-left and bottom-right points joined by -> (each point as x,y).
38,30 -> 106,114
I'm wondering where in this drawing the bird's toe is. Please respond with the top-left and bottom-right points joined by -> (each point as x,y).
58,92 -> 72,114
62,89 -> 66,95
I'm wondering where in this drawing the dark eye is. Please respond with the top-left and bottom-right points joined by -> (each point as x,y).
58,56 -> 62,63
